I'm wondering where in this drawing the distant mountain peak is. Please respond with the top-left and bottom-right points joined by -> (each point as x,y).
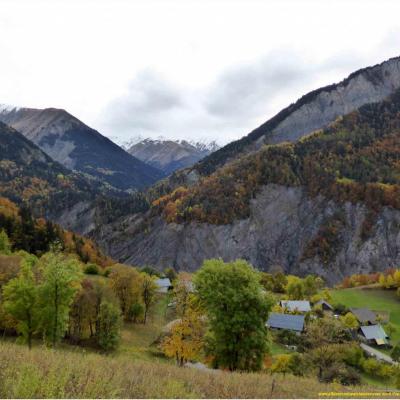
123,136 -> 220,174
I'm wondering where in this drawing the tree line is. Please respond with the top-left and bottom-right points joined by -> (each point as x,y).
152,89 -> 400,225
0,196 -> 112,266
0,230 -> 160,351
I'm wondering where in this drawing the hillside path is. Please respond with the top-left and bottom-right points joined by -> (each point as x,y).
360,343 -> 397,365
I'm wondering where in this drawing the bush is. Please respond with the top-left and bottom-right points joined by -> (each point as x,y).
275,329 -> 302,346
392,344 -> 400,362
129,302 -> 144,323
103,268 -> 111,277
333,303 -> 348,315
97,301 -> 122,351
84,264 -> 99,275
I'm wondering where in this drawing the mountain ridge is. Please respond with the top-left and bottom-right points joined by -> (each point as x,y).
196,55 -> 400,175
92,81 -> 400,283
0,106 -> 164,190
125,137 -> 220,174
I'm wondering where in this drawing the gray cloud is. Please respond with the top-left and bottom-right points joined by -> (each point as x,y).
103,70 -> 183,133
205,51 -> 310,120
99,46 -> 399,145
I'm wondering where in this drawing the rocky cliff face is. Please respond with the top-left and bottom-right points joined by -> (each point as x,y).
0,107 -> 163,190
197,56 -> 400,175
264,57 -> 400,145
94,184 -> 400,284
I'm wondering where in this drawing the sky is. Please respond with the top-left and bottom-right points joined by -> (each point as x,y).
0,0 -> 400,145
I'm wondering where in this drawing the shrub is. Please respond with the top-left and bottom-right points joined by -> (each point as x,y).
392,344 -> 400,362
97,301 -> 122,351
129,302 -> 144,323
84,264 -> 99,275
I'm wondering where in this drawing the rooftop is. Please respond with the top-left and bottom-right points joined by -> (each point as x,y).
350,308 -> 377,324
360,324 -> 388,340
280,300 -> 311,313
267,313 -> 305,332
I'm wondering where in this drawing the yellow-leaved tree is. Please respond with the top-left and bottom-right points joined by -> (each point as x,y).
162,307 -> 203,366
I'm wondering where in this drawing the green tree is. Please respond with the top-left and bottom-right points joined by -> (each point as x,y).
141,273 -> 157,324
128,302 -> 144,323
286,276 -> 305,300
97,300 -> 121,351
2,258 -> 38,348
109,264 -> 141,318
340,312 -> 359,329
37,252 -> 82,346
194,259 -> 273,371
0,229 -> 11,255
384,322 -> 396,338
272,272 -> 287,293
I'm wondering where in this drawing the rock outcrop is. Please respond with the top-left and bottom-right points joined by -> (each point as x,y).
95,185 -> 400,284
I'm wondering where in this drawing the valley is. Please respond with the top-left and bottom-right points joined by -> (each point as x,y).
0,28 -> 400,398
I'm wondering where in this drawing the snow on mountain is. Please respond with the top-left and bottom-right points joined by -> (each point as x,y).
124,136 -> 220,174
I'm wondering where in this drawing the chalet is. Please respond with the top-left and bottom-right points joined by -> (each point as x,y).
267,313 -> 305,333
314,300 -> 334,312
280,300 -> 311,313
359,324 -> 390,346
155,277 -> 172,293
350,308 -> 377,325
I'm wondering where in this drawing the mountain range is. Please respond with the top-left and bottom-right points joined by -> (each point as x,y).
0,106 -> 163,190
92,56 -> 400,284
124,137 -> 220,174
0,56 -> 399,283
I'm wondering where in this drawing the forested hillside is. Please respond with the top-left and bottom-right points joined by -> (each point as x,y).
0,196 -> 112,266
95,89 -> 400,282
0,121 -> 108,218
153,89 -> 400,225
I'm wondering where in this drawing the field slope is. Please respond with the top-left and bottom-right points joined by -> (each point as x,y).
331,288 -> 400,342
0,341 -> 377,399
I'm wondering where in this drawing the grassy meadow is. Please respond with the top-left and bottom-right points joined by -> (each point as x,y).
0,340 -> 379,399
331,287 -> 400,342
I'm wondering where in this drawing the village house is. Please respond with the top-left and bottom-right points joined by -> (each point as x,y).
358,324 -> 390,347
155,277 -> 173,293
350,307 -> 378,325
267,313 -> 305,333
280,300 -> 311,313
314,299 -> 334,312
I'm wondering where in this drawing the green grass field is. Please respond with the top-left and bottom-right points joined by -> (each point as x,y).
331,287 -> 400,342
117,293 -> 174,361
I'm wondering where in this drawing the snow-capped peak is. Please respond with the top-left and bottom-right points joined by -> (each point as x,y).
116,135 -> 221,152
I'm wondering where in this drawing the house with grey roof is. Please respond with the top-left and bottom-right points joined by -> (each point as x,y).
155,277 -> 172,293
267,313 -> 305,332
315,300 -> 334,311
359,324 -> 389,346
280,300 -> 311,313
350,308 -> 377,325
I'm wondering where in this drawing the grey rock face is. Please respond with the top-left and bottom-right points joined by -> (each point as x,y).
265,57 -> 400,145
199,56 -> 400,174
94,185 -> 400,284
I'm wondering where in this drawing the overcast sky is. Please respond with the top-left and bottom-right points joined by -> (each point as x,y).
0,0 -> 400,145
